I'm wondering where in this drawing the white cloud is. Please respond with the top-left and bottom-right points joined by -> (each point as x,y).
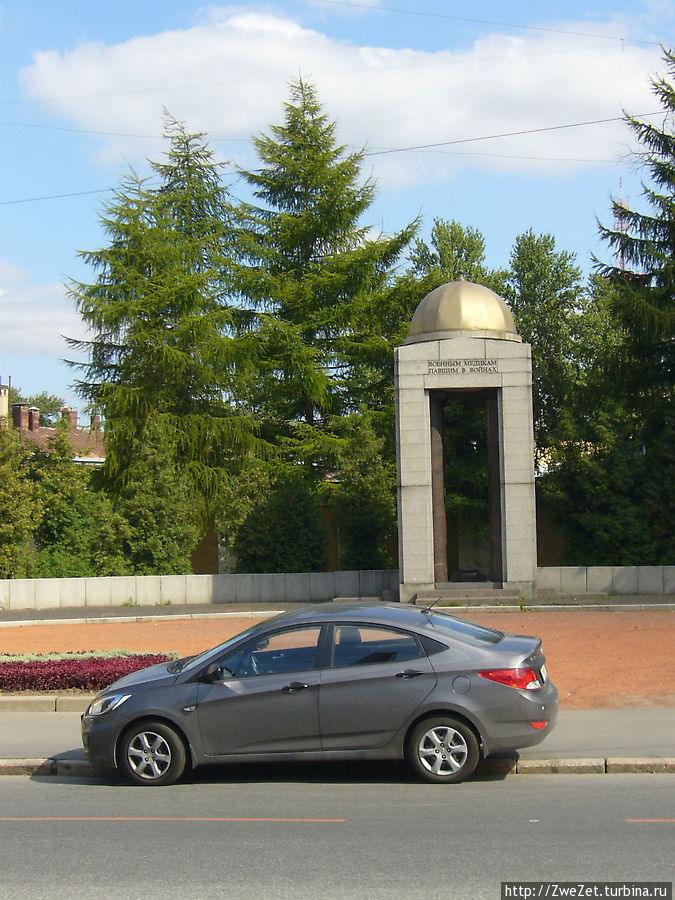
19,10 -> 663,187
0,261 -> 86,355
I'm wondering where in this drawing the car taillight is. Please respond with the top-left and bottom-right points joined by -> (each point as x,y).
529,721 -> 548,729
478,668 -> 542,690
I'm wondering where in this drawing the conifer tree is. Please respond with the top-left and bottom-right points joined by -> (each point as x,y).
506,230 -> 585,461
233,79 -> 415,461
536,49 -> 675,565
68,116 -> 263,503
596,48 -> 675,410
592,49 -> 674,561
408,218 -> 508,294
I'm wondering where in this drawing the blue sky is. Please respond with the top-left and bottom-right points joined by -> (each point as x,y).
1,1 -> 673,414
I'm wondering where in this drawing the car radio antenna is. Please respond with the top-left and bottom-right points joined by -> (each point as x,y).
420,596 -> 442,616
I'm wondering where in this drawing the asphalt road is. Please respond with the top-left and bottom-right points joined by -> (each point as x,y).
0,774 -> 673,899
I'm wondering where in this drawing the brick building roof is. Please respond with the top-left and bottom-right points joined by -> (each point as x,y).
11,403 -> 105,461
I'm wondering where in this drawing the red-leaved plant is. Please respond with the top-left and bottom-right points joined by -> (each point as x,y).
0,654 -> 173,692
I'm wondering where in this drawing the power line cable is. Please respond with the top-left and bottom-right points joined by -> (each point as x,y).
363,112 -> 660,156
0,189 -> 112,206
312,0 -> 664,46
0,122 -> 162,139
2,110 -> 659,151
0,112 -> 658,206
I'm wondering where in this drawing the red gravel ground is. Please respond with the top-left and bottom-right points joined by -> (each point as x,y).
2,608 -> 674,709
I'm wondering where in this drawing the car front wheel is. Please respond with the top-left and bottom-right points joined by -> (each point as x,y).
120,720 -> 187,786
406,716 -> 479,784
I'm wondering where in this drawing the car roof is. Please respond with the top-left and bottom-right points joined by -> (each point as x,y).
261,601 -> 440,631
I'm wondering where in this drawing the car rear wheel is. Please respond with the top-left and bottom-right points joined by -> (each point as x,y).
120,720 -> 186,786
407,716 -> 479,784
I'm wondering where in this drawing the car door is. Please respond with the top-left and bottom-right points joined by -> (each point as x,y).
318,623 -> 437,751
195,624 -> 324,756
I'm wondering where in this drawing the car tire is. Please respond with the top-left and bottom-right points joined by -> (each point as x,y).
119,720 -> 187,786
406,716 -> 479,784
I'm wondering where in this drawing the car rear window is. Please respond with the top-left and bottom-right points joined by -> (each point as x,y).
425,612 -> 503,646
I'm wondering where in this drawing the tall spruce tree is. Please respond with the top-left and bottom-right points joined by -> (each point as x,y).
591,48 -> 675,562
536,49 -> 675,566
596,48 -> 675,415
68,116 -> 263,503
233,79 -> 415,464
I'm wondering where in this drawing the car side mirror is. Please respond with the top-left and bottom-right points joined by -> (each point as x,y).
202,663 -> 232,683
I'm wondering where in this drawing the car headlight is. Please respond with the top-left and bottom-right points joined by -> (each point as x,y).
86,693 -> 131,717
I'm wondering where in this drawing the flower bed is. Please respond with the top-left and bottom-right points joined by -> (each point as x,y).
0,650 -> 176,692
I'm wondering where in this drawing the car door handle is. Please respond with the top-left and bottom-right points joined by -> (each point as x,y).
395,669 -> 424,679
282,681 -> 312,693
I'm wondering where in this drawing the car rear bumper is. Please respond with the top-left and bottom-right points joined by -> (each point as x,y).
479,680 -> 559,755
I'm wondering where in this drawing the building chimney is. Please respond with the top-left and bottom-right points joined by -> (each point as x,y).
0,382 -> 9,421
28,407 -> 40,431
91,412 -> 101,432
61,406 -> 78,430
12,403 -> 29,430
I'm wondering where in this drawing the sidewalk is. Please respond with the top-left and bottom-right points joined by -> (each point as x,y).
0,704 -> 673,779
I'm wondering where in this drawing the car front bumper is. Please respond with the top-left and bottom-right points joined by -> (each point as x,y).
81,711 -> 126,769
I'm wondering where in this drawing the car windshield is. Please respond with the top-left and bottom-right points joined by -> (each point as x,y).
425,612 -> 503,646
179,621 -> 266,673
167,655 -> 196,674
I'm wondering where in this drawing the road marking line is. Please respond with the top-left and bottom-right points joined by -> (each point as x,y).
0,816 -> 346,823
625,818 -> 675,823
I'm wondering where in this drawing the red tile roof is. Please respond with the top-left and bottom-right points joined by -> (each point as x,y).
20,425 -> 106,459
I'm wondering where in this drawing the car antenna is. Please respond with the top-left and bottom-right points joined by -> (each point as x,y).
420,596 -> 442,616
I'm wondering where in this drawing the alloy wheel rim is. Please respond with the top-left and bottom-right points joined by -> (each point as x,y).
417,725 -> 468,776
127,731 -> 172,780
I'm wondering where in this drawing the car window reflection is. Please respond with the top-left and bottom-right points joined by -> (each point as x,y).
331,624 -> 421,668
216,626 -> 323,678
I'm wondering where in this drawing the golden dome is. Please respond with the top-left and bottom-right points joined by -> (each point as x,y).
404,279 -> 519,344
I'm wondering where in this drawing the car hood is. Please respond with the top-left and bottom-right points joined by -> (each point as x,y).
104,660 -> 176,692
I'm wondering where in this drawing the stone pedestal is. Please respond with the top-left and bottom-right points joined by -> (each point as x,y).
395,333 -> 537,602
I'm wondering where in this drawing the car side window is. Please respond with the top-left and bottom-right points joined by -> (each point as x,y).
216,626 -> 322,678
331,624 -> 421,668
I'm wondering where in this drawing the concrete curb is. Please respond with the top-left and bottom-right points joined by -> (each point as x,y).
515,758 -> 606,774
0,758 -> 96,777
512,757 -> 675,774
1,757 -> 673,779
0,757 -> 95,776
0,610 -> 284,628
0,695 -> 95,712
428,603 -> 675,613
0,694 -> 96,712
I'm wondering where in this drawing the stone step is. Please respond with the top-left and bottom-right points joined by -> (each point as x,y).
413,587 -> 522,607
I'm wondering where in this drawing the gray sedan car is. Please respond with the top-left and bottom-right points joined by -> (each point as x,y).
81,601 -> 558,786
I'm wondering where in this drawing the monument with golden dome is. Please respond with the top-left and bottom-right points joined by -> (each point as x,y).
395,278 -> 536,602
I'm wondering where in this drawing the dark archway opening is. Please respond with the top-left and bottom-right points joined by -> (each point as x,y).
430,389 -> 503,584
